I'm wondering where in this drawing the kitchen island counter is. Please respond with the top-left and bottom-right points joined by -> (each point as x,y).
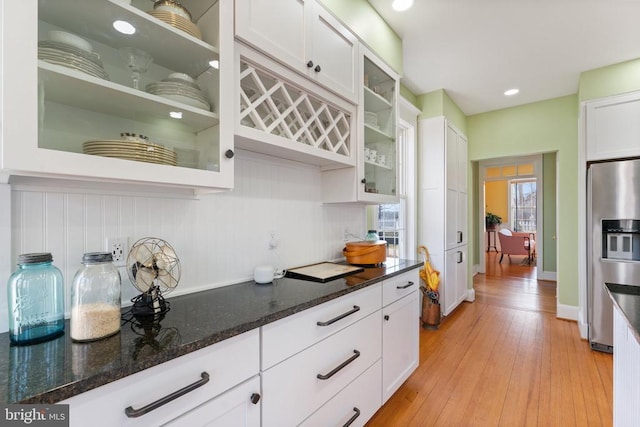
0,259 -> 421,404
605,282 -> 640,345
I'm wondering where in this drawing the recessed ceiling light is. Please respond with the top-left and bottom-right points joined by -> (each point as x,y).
209,59 -> 220,69
392,0 -> 414,11
169,111 -> 183,119
113,20 -> 136,35
504,88 -> 520,96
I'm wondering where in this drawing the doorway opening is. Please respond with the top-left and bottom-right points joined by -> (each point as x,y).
478,154 -> 556,280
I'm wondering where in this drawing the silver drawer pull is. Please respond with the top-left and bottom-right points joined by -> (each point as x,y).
317,305 -> 360,326
396,281 -> 415,289
343,407 -> 361,427
124,372 -> 209,418
317,350 -> 360,380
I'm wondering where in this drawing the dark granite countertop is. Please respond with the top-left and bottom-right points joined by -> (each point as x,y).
0,259 -> 421,404
605,282 -> 640,345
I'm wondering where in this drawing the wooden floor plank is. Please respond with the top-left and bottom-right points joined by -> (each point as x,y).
366,254 -> 613,427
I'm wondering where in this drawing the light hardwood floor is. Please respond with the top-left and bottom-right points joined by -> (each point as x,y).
366,252 -> 613,426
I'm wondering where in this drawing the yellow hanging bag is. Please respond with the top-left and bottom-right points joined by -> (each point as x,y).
418,245 -> 440,292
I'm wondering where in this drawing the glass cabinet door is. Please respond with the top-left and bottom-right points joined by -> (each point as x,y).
3,0 -> 232,190
362,54 -> 397,200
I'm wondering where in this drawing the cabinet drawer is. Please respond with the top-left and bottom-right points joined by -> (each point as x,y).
163,376 -> 260,427
300,360 -> 382,427
261,283 -> 381,369
61,329 -> 259,427
382,269 -> 420,307
261,312 -> 382,427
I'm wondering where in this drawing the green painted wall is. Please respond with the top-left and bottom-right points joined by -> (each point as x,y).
467,95 -> 578,306
318,0 -> 403,74
400,84 -> 418,107
579,58 -> 640,102
417,89 -> 467,134
543,152 -> 557,272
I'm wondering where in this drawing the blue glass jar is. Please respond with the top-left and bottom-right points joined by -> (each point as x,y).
7,253 -> 65,345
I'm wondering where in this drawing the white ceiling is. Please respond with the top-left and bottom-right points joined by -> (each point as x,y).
367,0 -> 640,115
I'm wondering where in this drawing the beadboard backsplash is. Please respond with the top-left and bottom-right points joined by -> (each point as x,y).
0,150 -> 366,332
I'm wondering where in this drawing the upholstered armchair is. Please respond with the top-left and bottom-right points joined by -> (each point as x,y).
497,228 -> 536,264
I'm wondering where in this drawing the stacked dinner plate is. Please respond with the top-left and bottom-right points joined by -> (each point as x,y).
147,10 -> 202,40
83,139 -> 177,166
146,73 -> 211,111
38,40 -> 109,81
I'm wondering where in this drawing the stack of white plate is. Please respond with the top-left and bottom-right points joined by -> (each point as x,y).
38,41 -> 109,80
38,39 -> 109,81
83,140 -> 177,166
146,73 -> 211,111
147,10 -> 202,40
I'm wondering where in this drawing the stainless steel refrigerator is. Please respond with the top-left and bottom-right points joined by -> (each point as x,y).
587,158 -> 640,353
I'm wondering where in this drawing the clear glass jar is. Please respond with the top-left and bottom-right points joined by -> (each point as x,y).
7,252 -> 65,345
71,252 -> 121,342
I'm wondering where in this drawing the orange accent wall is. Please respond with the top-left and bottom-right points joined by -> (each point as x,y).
485,180 -> 508,224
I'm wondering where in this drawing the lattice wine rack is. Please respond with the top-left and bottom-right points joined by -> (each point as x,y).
239,60 -> 352,159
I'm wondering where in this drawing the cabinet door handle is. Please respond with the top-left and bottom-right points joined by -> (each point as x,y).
250,393 -> 261,404
314,65 -> 321,73
225,149 -> 235,159
396,281 -> 415,289
457,251 -> 463,264
384,315 -> 390,321
317,305 -> 360,326
317,350 -> 360,380
361,178 -> 367,184
457,231 -> 463,243
124,372 -> 209,418
343,407 -> 361,427
307,60 -> 314,68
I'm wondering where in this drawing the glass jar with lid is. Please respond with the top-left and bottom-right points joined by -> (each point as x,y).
7,252 -> 65,345
71,252 -> 121,342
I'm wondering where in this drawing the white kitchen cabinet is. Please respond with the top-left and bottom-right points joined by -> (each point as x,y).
61,329 -> 260,427
585,91 -> 640,161
444,246 -> 468,315
235,0 -> 358,103
613,307 -> 640,426
1,0 -> 235,193
382,270 -> 419,403
300,360 -> 382,427
235,43 -> 357,169
261,311 -> 382,427
322,46 -> 399,204
163,376 -> 260,427
419,116 -> 469,316
261,283 -> 381,370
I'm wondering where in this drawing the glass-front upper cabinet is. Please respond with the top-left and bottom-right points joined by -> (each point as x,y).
1,0 -> 234,192
321,45 -> 399,204
360,47 -> 399,203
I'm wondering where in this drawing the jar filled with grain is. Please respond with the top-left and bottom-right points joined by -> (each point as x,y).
71,252 -> 121,342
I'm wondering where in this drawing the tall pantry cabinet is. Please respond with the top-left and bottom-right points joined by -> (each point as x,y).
418,116 -> 469,316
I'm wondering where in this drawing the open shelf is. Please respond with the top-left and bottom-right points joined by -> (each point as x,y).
40,61 -> 219,132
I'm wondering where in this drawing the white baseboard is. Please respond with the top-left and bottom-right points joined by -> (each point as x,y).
466,288 -> 476,302
557,303 -> 579,321
472,263 -> 479,276
538,270 -> 557,281
577,308 -> 588,339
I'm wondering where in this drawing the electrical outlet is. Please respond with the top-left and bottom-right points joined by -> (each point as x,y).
106,237 -> 128,267
269,232 -> 279,250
